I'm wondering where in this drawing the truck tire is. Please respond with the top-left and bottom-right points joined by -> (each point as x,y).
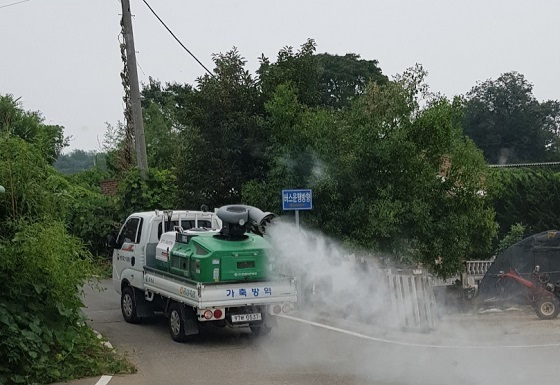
535,297 -> 560,320
250,325 -> 272,336
121,286 -> 141,324
169,303 -> 187,342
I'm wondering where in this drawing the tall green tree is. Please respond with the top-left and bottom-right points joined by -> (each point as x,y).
257,40 -> 388,110
1,94 -> 68,165
257,39 -> 321,108
243,66 -> 497,277
487,168 -> 560,238
54,149 -> 104,174
0,142 -> 122,383
316,53 -> 388,109
140,78 -> 191,171
0,101 -> 130,384
463,72 -> 560,164
170,48 -> 267,208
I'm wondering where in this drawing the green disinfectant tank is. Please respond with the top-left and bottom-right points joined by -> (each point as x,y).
154,205 -> 277,283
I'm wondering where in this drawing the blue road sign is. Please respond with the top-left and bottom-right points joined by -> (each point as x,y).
282,189 -> 312,210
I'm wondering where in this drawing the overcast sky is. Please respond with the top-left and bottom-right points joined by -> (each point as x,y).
1,0 -> 559,153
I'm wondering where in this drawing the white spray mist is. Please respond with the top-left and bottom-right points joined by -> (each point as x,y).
266,219 -> 396,328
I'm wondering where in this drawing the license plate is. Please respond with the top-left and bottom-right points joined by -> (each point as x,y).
231,313 -> 262,323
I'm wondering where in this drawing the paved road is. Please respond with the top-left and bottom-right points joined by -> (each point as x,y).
71,279 -> 560,385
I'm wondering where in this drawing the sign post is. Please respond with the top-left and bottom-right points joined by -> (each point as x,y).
282,189 -> 312,229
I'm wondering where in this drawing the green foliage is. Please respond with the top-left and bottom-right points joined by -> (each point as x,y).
0,102 -> 133,384
1,139 -> 116,257
139,78 -> 191,171
495,223 -> 526,255
65,166 -> 110,189
243,65 -> 497,277
257,40 -> 388,110
55,150 -> 106,175
168,49 -> 267,208
100,122 -> 128,175
463,72 -> 560,164
0,94 -> 68,165
62,167 -> 119,256
65,183 -> 119,257
0,136 -> 62,223
139,42 -> 390,211
116,168 -> 179,218
0,221 -> 133,384
258,39 -> 321,107
316,53 -> 388,108
487,168 -> 560,238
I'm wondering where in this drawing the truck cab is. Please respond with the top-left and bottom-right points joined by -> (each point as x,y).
111,209 -> 221,295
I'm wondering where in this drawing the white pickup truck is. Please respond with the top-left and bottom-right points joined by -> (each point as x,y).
110,206 -> 297,341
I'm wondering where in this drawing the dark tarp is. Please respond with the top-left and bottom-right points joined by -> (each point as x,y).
477,230 -> 560,301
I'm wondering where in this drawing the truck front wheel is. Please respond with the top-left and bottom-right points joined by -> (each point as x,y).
121,286 -> 141,324
169,303 -> 187,342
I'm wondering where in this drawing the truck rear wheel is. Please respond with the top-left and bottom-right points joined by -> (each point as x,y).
535,297 -> 560,320
121,286 -> 141,323
169,303 -> 187,342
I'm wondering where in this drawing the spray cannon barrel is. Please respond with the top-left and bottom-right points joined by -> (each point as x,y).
247,206 -> 277,235
216,205 -> 277,238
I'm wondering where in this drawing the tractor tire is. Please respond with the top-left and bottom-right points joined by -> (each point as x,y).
169,302 -> 187,342
121,286 -> 141,324
535,297 -> 560,320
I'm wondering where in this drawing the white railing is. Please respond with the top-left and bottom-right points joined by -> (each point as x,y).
383,272 -> 437,331
297,269 -> 438,331
465,260 -> 494,277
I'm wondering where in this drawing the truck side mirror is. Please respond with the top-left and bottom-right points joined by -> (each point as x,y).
107,234 -> 120,249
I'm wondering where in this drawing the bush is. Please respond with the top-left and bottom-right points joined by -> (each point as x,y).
116,168 -> 179,218
0,220 -> 134,384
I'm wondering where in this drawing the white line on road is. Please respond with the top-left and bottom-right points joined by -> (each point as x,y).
95,375 -> 113,385
280,314 -> 560,349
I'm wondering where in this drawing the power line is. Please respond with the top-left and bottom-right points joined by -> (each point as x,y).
140,0 -> 215,78
0,0 -> 29,9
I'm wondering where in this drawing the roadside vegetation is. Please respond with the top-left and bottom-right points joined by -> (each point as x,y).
1,38 -> 559,383
0,99 -> 135,384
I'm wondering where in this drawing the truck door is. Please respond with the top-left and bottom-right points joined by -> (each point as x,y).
112,216 -> 143,292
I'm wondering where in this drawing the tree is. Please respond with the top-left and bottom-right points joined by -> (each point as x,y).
495,223 -> 526,255
0,136 -> 62,224
140,78 -> 191,171
316,53 -> 388,109
0,94 -> 68,165
54,149 -> 102,174
487,168 -> 560,239
0,102 -> 131,384
115,168 -> 178,219
169,48 -> 267,208
257,39 -> 321,108
463,72 -> 560,164
243,65 -> 497,277
257,40 -> 388,110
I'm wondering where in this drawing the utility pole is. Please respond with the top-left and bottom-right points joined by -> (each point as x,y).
121,0 -> 148,178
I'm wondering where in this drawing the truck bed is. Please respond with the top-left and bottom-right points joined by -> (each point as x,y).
143,266 -> 297,308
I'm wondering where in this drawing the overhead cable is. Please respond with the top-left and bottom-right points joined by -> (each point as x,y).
0,0 -> 30,10
140,0 -> 215,78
